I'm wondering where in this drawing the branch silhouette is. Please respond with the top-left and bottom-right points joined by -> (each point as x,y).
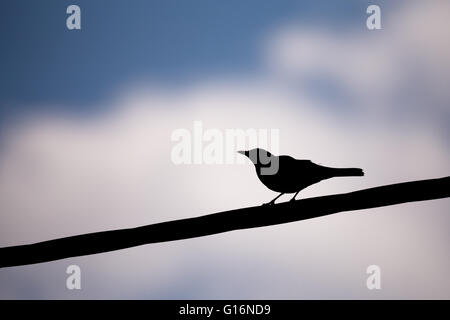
1,176 -> 449,268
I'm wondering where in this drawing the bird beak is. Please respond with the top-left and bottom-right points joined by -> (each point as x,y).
237,150 -> 249,157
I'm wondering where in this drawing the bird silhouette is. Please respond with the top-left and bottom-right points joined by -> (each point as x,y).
238,148 -> 364,205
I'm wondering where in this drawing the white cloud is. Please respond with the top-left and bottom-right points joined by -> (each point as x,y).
1,79 -> 449,298
265,0 -> 450,120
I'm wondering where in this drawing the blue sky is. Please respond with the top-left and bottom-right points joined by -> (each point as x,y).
0,0 -> 391,116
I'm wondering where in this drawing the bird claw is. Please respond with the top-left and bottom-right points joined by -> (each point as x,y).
262,201 -> 275,207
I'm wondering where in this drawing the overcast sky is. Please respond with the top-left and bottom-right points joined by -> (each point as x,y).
0,0 -> 449,299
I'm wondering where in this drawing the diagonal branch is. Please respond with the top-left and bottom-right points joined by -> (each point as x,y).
1,176 -> 449,268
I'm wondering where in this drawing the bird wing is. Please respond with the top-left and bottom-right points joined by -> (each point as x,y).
296,159 -> 336,178
295,159 -> 315,167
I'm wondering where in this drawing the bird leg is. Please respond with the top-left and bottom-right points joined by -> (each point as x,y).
263,193 -> 284,206
290,190 -> 300,202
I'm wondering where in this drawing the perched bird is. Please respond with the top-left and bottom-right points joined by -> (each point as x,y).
238,148 -> 364,205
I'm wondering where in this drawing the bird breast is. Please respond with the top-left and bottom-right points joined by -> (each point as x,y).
255,165 -> 306,193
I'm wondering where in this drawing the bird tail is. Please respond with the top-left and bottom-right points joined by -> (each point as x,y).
331,167 -> 364,177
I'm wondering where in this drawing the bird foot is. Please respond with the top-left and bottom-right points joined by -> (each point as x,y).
262,201 -> 275,207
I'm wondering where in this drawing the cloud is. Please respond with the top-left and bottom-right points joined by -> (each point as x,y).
265,0 -> 450,129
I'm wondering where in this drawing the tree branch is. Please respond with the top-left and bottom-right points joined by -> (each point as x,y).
1,176 -> 449,268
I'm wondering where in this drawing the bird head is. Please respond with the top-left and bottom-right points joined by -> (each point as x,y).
237,148 -> 273,166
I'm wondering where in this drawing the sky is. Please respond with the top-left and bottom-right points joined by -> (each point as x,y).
0,0 -> 389,113
0,0 -> 449,299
